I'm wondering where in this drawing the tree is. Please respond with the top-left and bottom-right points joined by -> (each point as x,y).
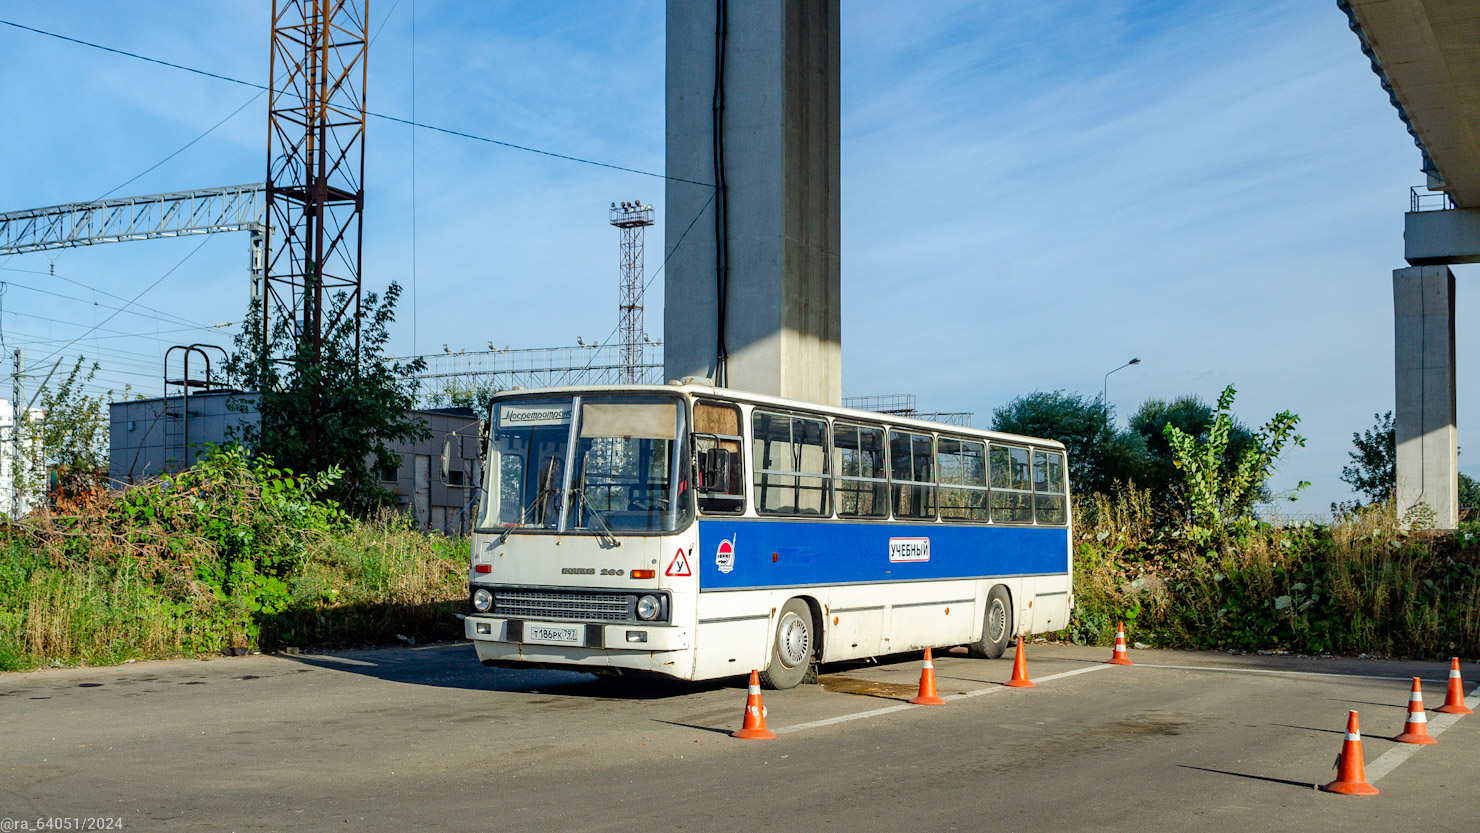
1339,411 -> 1395,506
990,390 -> 1145,495
1461,473 -> 1480,512
1130,394 -> 1258,504
226,282 -> 429,515
1163,384 -> 1306,543
16,357 -> 115,511
428,376 -> 499,415
1334,410 -> 1480,516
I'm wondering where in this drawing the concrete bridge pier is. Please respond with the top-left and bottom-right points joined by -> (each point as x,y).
1393,265 -> 1458,527
664,0 -> 841,406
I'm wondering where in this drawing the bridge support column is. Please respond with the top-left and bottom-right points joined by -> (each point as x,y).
664,0 -> 841,405
1394,265 -> 1458,528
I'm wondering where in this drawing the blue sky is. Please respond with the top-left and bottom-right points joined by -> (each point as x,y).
0,1 -> 1469,512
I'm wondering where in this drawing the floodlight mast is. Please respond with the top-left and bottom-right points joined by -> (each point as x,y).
610,202 -> 656,384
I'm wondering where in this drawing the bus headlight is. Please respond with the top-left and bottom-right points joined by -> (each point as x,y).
472,588 -> 493,613
636,595 -> 660,621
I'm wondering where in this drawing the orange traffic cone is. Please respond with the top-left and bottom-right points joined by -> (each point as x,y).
1435,657 -> 1473,716
1393,677 -> 1438,744
1004,636 -> 1035,688
1320,710 -> 1379,796
1107,622 -> 1133,666
910,648 -> 946,705
731,670 -> 777,739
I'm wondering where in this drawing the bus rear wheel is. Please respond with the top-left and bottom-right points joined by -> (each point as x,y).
968,586 -> 1013,659
760,599 -> 814,689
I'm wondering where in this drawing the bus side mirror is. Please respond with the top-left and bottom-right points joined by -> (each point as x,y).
701,447 -> 731,493
440,437 -> 452,482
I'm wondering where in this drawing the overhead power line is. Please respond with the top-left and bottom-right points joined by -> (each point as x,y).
96,91 -> 264,201
0,17 -> 711,187
30,234 -> 214,366
0,275 -> 217,331
0,265 -> 217,330
4,322 -> 231,347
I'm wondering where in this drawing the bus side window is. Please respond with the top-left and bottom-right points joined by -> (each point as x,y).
939,436 -> 989,522
753,410 -> 830,516
988,444 -> 1034,523
694,401 -> 745,514
1033,449 -> 1068,524
499,454 -> 524,523
834,422 -> 887,518
890,430 -> 936,520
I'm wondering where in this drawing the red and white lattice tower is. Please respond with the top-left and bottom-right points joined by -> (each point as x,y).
609,201 -> 655,384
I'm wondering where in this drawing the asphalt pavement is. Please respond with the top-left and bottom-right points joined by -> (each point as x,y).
2,642 -> 1477,832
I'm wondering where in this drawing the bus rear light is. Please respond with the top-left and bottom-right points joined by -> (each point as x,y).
631,570 -> 655,579
474,564 -> 491,574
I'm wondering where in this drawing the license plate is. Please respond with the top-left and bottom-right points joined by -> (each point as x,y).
524,624 -> 584,646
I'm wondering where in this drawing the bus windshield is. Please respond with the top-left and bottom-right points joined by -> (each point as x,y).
479,394 -> 691,535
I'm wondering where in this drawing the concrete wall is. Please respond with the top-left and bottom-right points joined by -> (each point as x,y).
664,0 -> 842,406
1405,208 -> 1480,265
109,391 -> 260,484
108,396 -> 484,535
0,400 -> 45,518
1393,265 -> 1458,528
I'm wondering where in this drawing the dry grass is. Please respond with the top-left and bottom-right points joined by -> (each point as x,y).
0,511 -> 468,671
1069,492 -> 1480,658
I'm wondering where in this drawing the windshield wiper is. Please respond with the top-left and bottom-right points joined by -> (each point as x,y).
489,487 -> 558,547
572,487 -> 621,548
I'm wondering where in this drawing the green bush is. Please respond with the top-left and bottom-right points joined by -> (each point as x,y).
1067,490 -> 1480,658
0,447 -> 466,671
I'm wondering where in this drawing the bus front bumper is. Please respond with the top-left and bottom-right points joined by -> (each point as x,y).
464,615 -> 691,652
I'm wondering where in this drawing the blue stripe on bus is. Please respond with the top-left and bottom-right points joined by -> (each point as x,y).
695,519 -> 1069,591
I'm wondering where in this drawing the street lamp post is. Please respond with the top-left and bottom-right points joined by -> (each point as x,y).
1103,358 -> 1142,411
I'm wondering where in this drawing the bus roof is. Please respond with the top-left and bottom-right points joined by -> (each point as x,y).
486,383 -> 1067,450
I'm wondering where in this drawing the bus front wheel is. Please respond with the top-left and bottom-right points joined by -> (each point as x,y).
760,599 -> 814,689
968,586 -> 1013,659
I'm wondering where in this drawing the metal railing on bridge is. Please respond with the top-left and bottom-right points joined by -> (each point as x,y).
1410,186 -> 1456,213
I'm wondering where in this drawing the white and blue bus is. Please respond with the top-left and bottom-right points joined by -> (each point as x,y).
463,382 -> 1073,688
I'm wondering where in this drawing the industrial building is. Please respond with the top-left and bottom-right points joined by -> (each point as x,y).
108,393 -> 483,535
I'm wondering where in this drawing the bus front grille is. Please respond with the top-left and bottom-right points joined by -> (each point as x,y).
494,589 -> 631,622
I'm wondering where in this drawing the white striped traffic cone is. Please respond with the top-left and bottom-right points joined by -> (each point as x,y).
1320,710 -> 1379,796
732,670 -> 777,739
1435,657 -> 1473,715
1106,622 -> 1133,666
910,648 -> 946,705
1393,677 -> 1437,745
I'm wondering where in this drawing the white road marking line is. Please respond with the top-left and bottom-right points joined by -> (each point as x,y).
944,662 -> 1113,700
1364,687 -> 1480,784
772,702 -> 915,733
773,663 -> 1115,735
1132,662 -> 1446,684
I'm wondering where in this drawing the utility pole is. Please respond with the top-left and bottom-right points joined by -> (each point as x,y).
11,348 -> 21,519
610,201 -> 655,384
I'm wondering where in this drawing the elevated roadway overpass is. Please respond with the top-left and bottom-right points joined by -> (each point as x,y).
1342,0 -> 1480,526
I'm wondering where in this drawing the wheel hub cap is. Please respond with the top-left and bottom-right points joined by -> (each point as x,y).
778,613 -> 810,667
988,600 -> 1006,643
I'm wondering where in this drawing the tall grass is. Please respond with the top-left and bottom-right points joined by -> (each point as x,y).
0,512 -> 467,673
1070,489 -> 1480,658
